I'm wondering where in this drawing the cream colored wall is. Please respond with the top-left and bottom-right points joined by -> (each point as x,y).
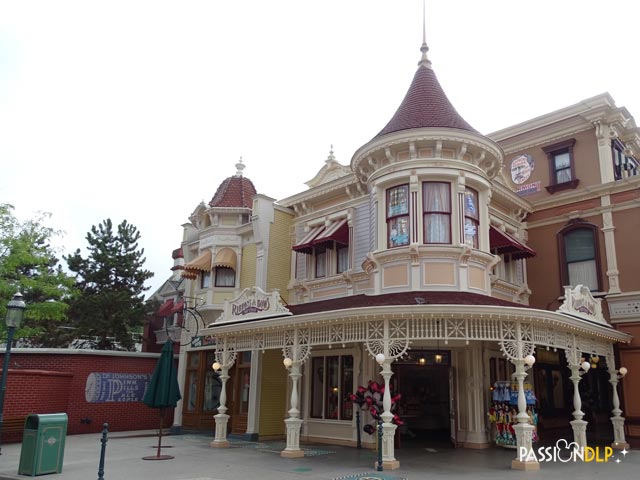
240,243 -> 257,290
424,262 -> 456,286
266,209 -> 294,303
258,349 -> 287,438
383,264 -> 409,288
468,266 -> 486,291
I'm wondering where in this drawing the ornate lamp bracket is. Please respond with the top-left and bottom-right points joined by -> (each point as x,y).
499,339 -> 535,367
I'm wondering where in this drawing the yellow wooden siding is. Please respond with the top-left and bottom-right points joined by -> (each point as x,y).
266,209 -> 293,303
258,350 -> 287,437
240,243 -> 257,290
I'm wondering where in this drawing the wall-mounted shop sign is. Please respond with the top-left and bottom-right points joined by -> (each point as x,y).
85,372 -> 151,403
213,286 -> 292,325
516,181 -> 541,196
191,334 -> 217,348
510,154 -> 534,184
557,285 -> 605,325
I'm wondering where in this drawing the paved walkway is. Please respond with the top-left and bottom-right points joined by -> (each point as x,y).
0,431 -> 637,479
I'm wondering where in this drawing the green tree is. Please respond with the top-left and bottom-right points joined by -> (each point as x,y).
65,219 -> 154,350
0,203 -> 75,347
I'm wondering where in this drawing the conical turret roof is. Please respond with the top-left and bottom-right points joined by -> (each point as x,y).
373,45 -> 476,139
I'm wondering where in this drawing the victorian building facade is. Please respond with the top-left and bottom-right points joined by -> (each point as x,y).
153,34 -> 637,472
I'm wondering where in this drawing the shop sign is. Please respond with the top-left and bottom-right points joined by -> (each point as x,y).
516,181 -> 541,196
557,285 -> 605,325
215,286 -> 292,325
85,372 -> 151,403
191,334 -> 217,348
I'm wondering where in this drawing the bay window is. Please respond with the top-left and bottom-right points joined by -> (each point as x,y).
200,271 -> 212,289
337,245 -> 349,273
315,248 -> 327,278
464,187 -> 479,248
387,184 -> 410,248
423,182 -> 451,244
214,267 -> 235,287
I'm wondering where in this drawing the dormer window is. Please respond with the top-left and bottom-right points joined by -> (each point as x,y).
387,184 -> 410,248
423,182 -> 451,244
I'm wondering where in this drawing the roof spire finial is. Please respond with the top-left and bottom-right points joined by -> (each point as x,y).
418,0 -> 432,68
235,156 -> 245,176
326,144 -> 335,163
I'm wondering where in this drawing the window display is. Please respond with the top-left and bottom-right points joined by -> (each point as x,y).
488,381 -> 538,447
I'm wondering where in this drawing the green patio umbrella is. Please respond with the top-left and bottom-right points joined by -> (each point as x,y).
142,340 -> 182,460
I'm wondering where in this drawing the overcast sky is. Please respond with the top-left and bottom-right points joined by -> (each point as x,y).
1,0 -> 638,296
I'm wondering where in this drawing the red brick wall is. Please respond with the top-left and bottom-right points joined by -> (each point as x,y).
0,350 -> 175,444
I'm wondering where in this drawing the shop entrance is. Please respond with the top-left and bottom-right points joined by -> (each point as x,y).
394,350 -> 453,448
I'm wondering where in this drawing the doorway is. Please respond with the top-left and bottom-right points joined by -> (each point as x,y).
182,350 -> 222,431
394,350 -> 453,448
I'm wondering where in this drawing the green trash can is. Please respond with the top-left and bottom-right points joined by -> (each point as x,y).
18,413 -> 68,476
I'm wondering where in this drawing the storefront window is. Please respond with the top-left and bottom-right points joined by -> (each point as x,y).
235,351 -> 252,415
186,351 -> 201,413
310,354 -> 353,421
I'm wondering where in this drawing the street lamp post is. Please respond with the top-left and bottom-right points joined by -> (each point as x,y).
0,292 -> 26,455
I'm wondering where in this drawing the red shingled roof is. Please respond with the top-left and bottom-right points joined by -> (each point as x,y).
288,291 -> 526,316
209,175 -> 257,209
374,65 -> 476,139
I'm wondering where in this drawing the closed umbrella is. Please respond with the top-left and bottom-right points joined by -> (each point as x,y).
142,340 -> 182,460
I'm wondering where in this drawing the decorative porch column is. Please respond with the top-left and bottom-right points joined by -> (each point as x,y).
566,339 -> 590,449
281,359 -> 304,458
365,318 -> 409,471
609,364 -> 630,450
568,364 -> 588,448
281,328 -> 310,458
376,354 -> 400,470
211,343 -> 236,448
500,324 -> 539,471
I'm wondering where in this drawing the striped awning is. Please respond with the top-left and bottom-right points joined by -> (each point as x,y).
292,225 -> 325,254
213,248 -> 237,270
156,299 -> 174,317
182,250 -> 212,279
489,226 -> 536,259
171,299 -> 185,314
312,218 -> 348,249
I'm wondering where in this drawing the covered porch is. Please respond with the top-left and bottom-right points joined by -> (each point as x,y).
202,286 -> 631,471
